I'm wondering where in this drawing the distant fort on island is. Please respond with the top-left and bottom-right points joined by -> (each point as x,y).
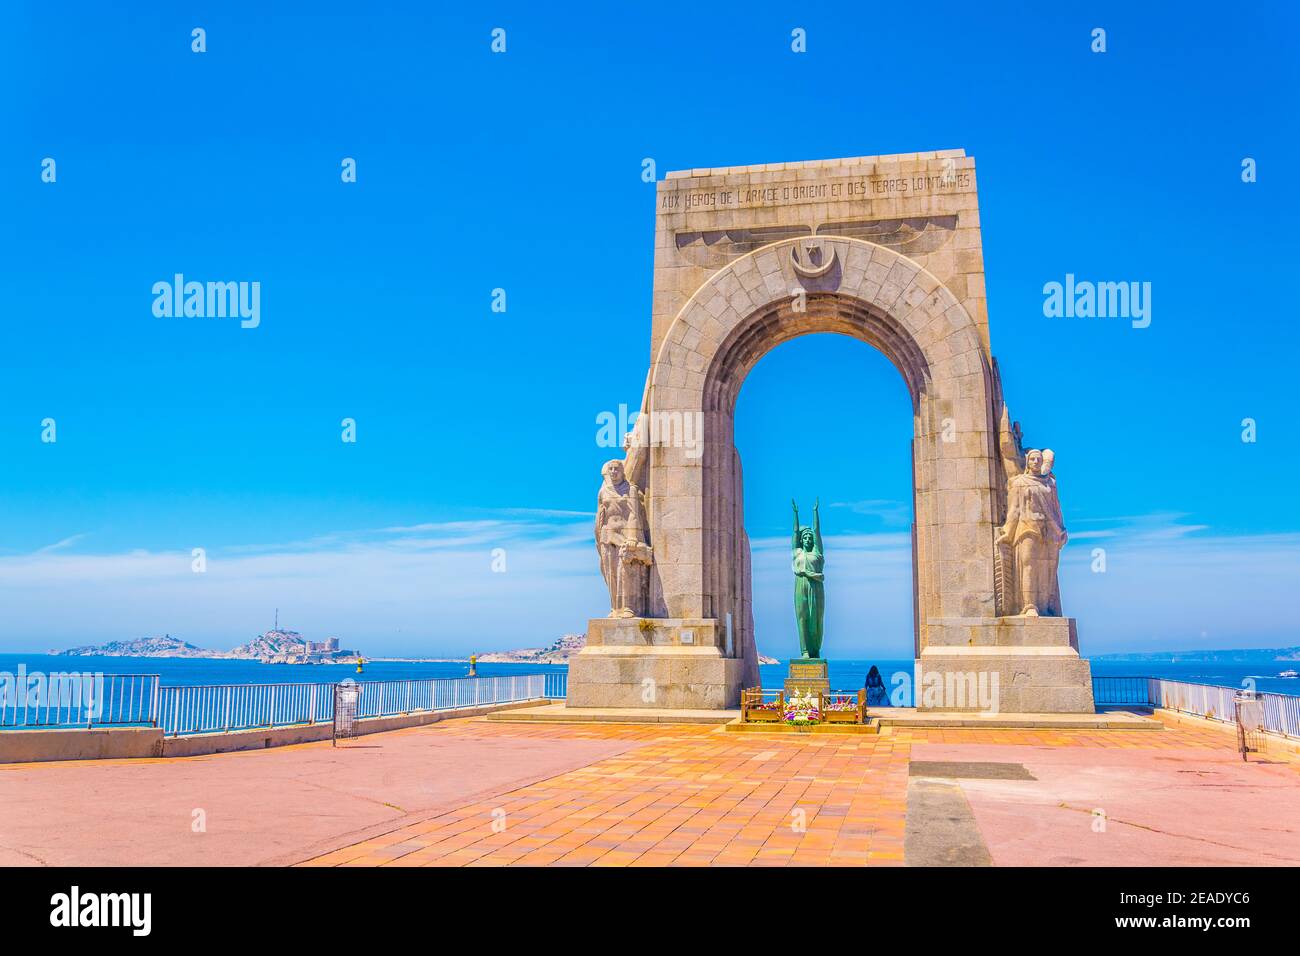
56,611 -> 361,665
56,629 -> 359,665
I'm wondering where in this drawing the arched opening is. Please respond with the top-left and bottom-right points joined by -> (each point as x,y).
733,330 -> 916,684
697,290 -> 938,691
641,237 -> 1001,697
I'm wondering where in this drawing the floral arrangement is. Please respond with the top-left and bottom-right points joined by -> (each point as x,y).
824,696 -> 858,711
783,690 -> 821,725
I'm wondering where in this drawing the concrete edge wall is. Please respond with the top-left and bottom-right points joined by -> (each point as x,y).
0,699 -> 545,764
162,698 -> 543,757
0,726 -> 164,763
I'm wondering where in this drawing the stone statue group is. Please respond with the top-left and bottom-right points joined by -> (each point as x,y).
593,408 -> 1068,627
594,457 -> 653,618
998,409 -> 1068,617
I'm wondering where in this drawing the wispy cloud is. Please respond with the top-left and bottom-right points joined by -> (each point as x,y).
1069,512 -> 1207,537
35,533 -> 90,554
827,499 -> 911,527
0,511 -> 601,656
0,512 -> 1295,660
754,513 -> 1300,658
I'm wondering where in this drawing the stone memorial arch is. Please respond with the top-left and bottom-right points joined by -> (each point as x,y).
570,151 -> 1095,714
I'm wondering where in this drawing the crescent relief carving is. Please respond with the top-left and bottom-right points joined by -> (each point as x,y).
790,238 -> 837,279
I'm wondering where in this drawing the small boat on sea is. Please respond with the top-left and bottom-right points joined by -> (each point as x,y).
1279,669 -> 1298,679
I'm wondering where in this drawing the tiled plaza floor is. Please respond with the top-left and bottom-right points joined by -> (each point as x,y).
4,713 -> 1294,866
300,716 -> 1300,867
303,720 -> 908,867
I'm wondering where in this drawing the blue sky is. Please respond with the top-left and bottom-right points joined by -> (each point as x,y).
1,2 -> 1297,657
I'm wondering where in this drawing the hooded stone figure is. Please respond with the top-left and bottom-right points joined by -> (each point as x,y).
996,448 -> 1067,616
595,459 -> 653,617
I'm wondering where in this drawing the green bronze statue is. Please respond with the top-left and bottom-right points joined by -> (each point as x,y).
791,498 -> 825,659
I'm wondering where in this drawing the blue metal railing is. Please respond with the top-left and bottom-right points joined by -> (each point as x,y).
2,673 -> 552,737
1091,676 -> 1151,707
544,670 -> 568,699
0,672 -> 159,729
155,673 -> 549,737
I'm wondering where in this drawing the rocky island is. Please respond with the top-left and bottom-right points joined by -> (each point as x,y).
225,628 -> 361,665
56,634 -> 221,659
476,633 -> 586,664
475,633 -> 778,666
1096,646 -> 1300,663
56,628 -> 780,667
57,626 -> 361,665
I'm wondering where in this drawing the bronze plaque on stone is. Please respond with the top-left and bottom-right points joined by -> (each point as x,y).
789,661 -> 827,680
784,659 -> 830,698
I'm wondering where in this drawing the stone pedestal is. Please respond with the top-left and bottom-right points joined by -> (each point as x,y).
566,617 -> 744,709
917,616 -> 1095,713
783,658 -> 829,699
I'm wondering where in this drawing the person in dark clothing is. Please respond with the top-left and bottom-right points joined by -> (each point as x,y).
864,665 -> 890,707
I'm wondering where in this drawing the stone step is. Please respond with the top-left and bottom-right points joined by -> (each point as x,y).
871,708 -> 1160,730
724,718 -> 879,735
484,703 -> 738,725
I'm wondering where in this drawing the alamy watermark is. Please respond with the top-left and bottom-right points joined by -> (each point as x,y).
0,665 -> 107,718
887,663 -> 1001,713
152,274 -> 260,329
50,886 -> 151,936
1042,274 -> 1151,329
596,403 -> 704,459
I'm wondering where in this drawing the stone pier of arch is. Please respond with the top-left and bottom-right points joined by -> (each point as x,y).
567,151 -> 1095,715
